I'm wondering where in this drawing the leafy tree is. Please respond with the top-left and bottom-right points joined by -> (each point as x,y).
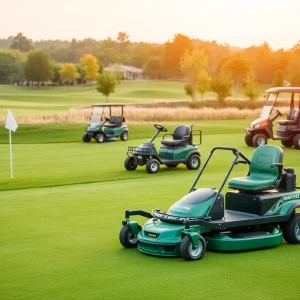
52,64 -> 61,85
143,57 -> 164,79
10,33 -> 34,52
117,32 -> 130,53
25,49 -> 53,86
243,69 -> 260,100
96,71 -> 117,102
184,84 -> 193,98
272,69 -> 284,87
197,70 -> 212,100
80,54 -> 99,83
211,72 -> 233,104
59,63 -> 79,90
180,48 -> 208,101
0,51 -> 24,83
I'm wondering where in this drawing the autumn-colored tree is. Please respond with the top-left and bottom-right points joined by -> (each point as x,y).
272,70 -> 284,87
211,72 -> 233,104
96,71 -> 117,102
80,54 -> 99,83
197,70 -> 212,100
285,44 -> 300,86
180,48 -> 208,101
59,63 -> 79,90
243,69 -> 259,100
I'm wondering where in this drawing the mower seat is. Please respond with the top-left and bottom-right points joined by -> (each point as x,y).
161,125 -> 191,147
277,109 -> 300,126
103,116 -> 124,128
228,145 -> 283,193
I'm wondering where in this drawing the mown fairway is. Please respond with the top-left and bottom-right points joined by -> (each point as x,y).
1,121 -> 300,300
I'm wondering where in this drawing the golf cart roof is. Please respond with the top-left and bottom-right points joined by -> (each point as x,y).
265,87 -> 300,93
92,103 -> 126,107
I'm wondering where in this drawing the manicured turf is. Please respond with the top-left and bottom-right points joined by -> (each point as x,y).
1,121 -> 300,300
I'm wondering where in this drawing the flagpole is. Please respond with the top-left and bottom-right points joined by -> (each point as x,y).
9,129 -> 13,178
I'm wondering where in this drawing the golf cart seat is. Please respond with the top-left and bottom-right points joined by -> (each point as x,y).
277,109 -> 300,126
161,125 -> 191,147
228,145 -> 283,193
103,116 -> 124,128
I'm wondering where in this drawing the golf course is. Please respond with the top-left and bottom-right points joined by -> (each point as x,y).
0,83 -> 300,300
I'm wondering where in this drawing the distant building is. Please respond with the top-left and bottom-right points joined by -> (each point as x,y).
104,64 -> 144,80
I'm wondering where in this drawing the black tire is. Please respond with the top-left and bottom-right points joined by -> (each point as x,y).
245,134 -> 254,147
120,131 -> 129,141
293,134 -> 300,150
253,134 -> 267,148
96,133 -> 105,143
82,134 -> 91,143
281,213 -> 300,244
124,157 -> 137,171
146,159 -> 160,174
180,235 -> 206,261
186,154 -> 200,170
166,163 -> 179,168
281,139 -> 293,148
119,225 -> 140,248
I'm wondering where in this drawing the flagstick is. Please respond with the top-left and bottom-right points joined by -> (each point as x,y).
9,129 -> 13,178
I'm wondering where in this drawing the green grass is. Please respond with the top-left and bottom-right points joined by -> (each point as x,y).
1,121 -> 300,300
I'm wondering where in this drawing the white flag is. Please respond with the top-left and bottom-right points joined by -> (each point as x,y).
5,109 -> 18,132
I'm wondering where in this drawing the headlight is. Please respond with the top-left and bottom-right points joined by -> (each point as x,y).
254,124 -> 260,128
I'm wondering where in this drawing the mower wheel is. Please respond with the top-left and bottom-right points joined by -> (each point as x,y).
293,134 -> 300,149
96,133 -> 105,143
166,163 -> 179,168
82,134 -> 91,143
245,134 -> 254,147
253,134 -> 267,148
281,139 -> 293,148
282,213 -> 300,244
180,235 -> 206,261
119,225 -> 141,248
186,154 -> 200,170
146,159 -> 160,174
120,131 -> 129,141
124,157 -> 137,171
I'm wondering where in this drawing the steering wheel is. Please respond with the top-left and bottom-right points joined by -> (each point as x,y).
154,124 -> 167,132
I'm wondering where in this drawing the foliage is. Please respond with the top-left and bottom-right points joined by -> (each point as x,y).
211,72 -> 233,103
24,49 -> 53,85
80,54 -> 99,81
52,64 -> 61,84
243,69 -> 260,100
0,51 -> 24,83
197,70 -> 212,100
143,57 -> 164,79
96,71 -> 117,101
272,69 -> 284,87
59,63 -> 79,90
184,84 -> 193,98
10,33 -> 34,52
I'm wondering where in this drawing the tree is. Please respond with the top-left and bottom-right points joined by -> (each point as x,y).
0,51 -> 24,83
197,70 -> 212,100
184,84 -> 193,98
272,69 -> 284,87
143,57 -> 164,79
211,72 -> 233,104
117,32 -> 130,53
59,63 -> 79,90
180,48 -> 208,101
243,69 -> 260,100
25,49 -> 53,86
52,64 -> 61,85
10,33 -> 33,52
96,71 -> 117,102
80,54 -> 99,83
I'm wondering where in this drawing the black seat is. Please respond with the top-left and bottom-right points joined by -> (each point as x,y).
277,109 -> 300,126
103,116 -> 124,128
161,125 -> 191,147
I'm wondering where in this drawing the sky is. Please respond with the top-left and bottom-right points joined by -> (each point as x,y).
0,0 -> 299,49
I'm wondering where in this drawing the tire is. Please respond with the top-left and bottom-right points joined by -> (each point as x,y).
146,159 -> 160,174
282,213 -> 300,244
281,139 -> 293,148
253,134 -> 267,148
245,134 -> 254,147
124,157 -> 137,171
293,134 -> 300,150
186,154 -> 200,170
166,163 -> 179,168
96,133 -> 105,143
119,225 -> 140,248
82,134 -> 91,143
180,235 -> 206,261
120,131 -> 129,141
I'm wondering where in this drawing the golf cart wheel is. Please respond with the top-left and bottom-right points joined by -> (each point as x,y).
82,134 -> 91,143
96,133 -> 105,143
180,235 -> 206,261
124,157 -> 137,171
282,213 -> 300,244
281,139 -> 293,148
146,159 -> 160,174
186,154 -> 200,170
120,131 -> 129,141
166,163 -> 179,168
253,134 -> 267,148
119,225 -> 141,248
293,134 -> 300,150
245,134 -> 254,147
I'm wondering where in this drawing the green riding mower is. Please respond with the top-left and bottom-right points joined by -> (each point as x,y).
120,145 -> 300,261
82,103 -> 129,143
124,124 -> 202,174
